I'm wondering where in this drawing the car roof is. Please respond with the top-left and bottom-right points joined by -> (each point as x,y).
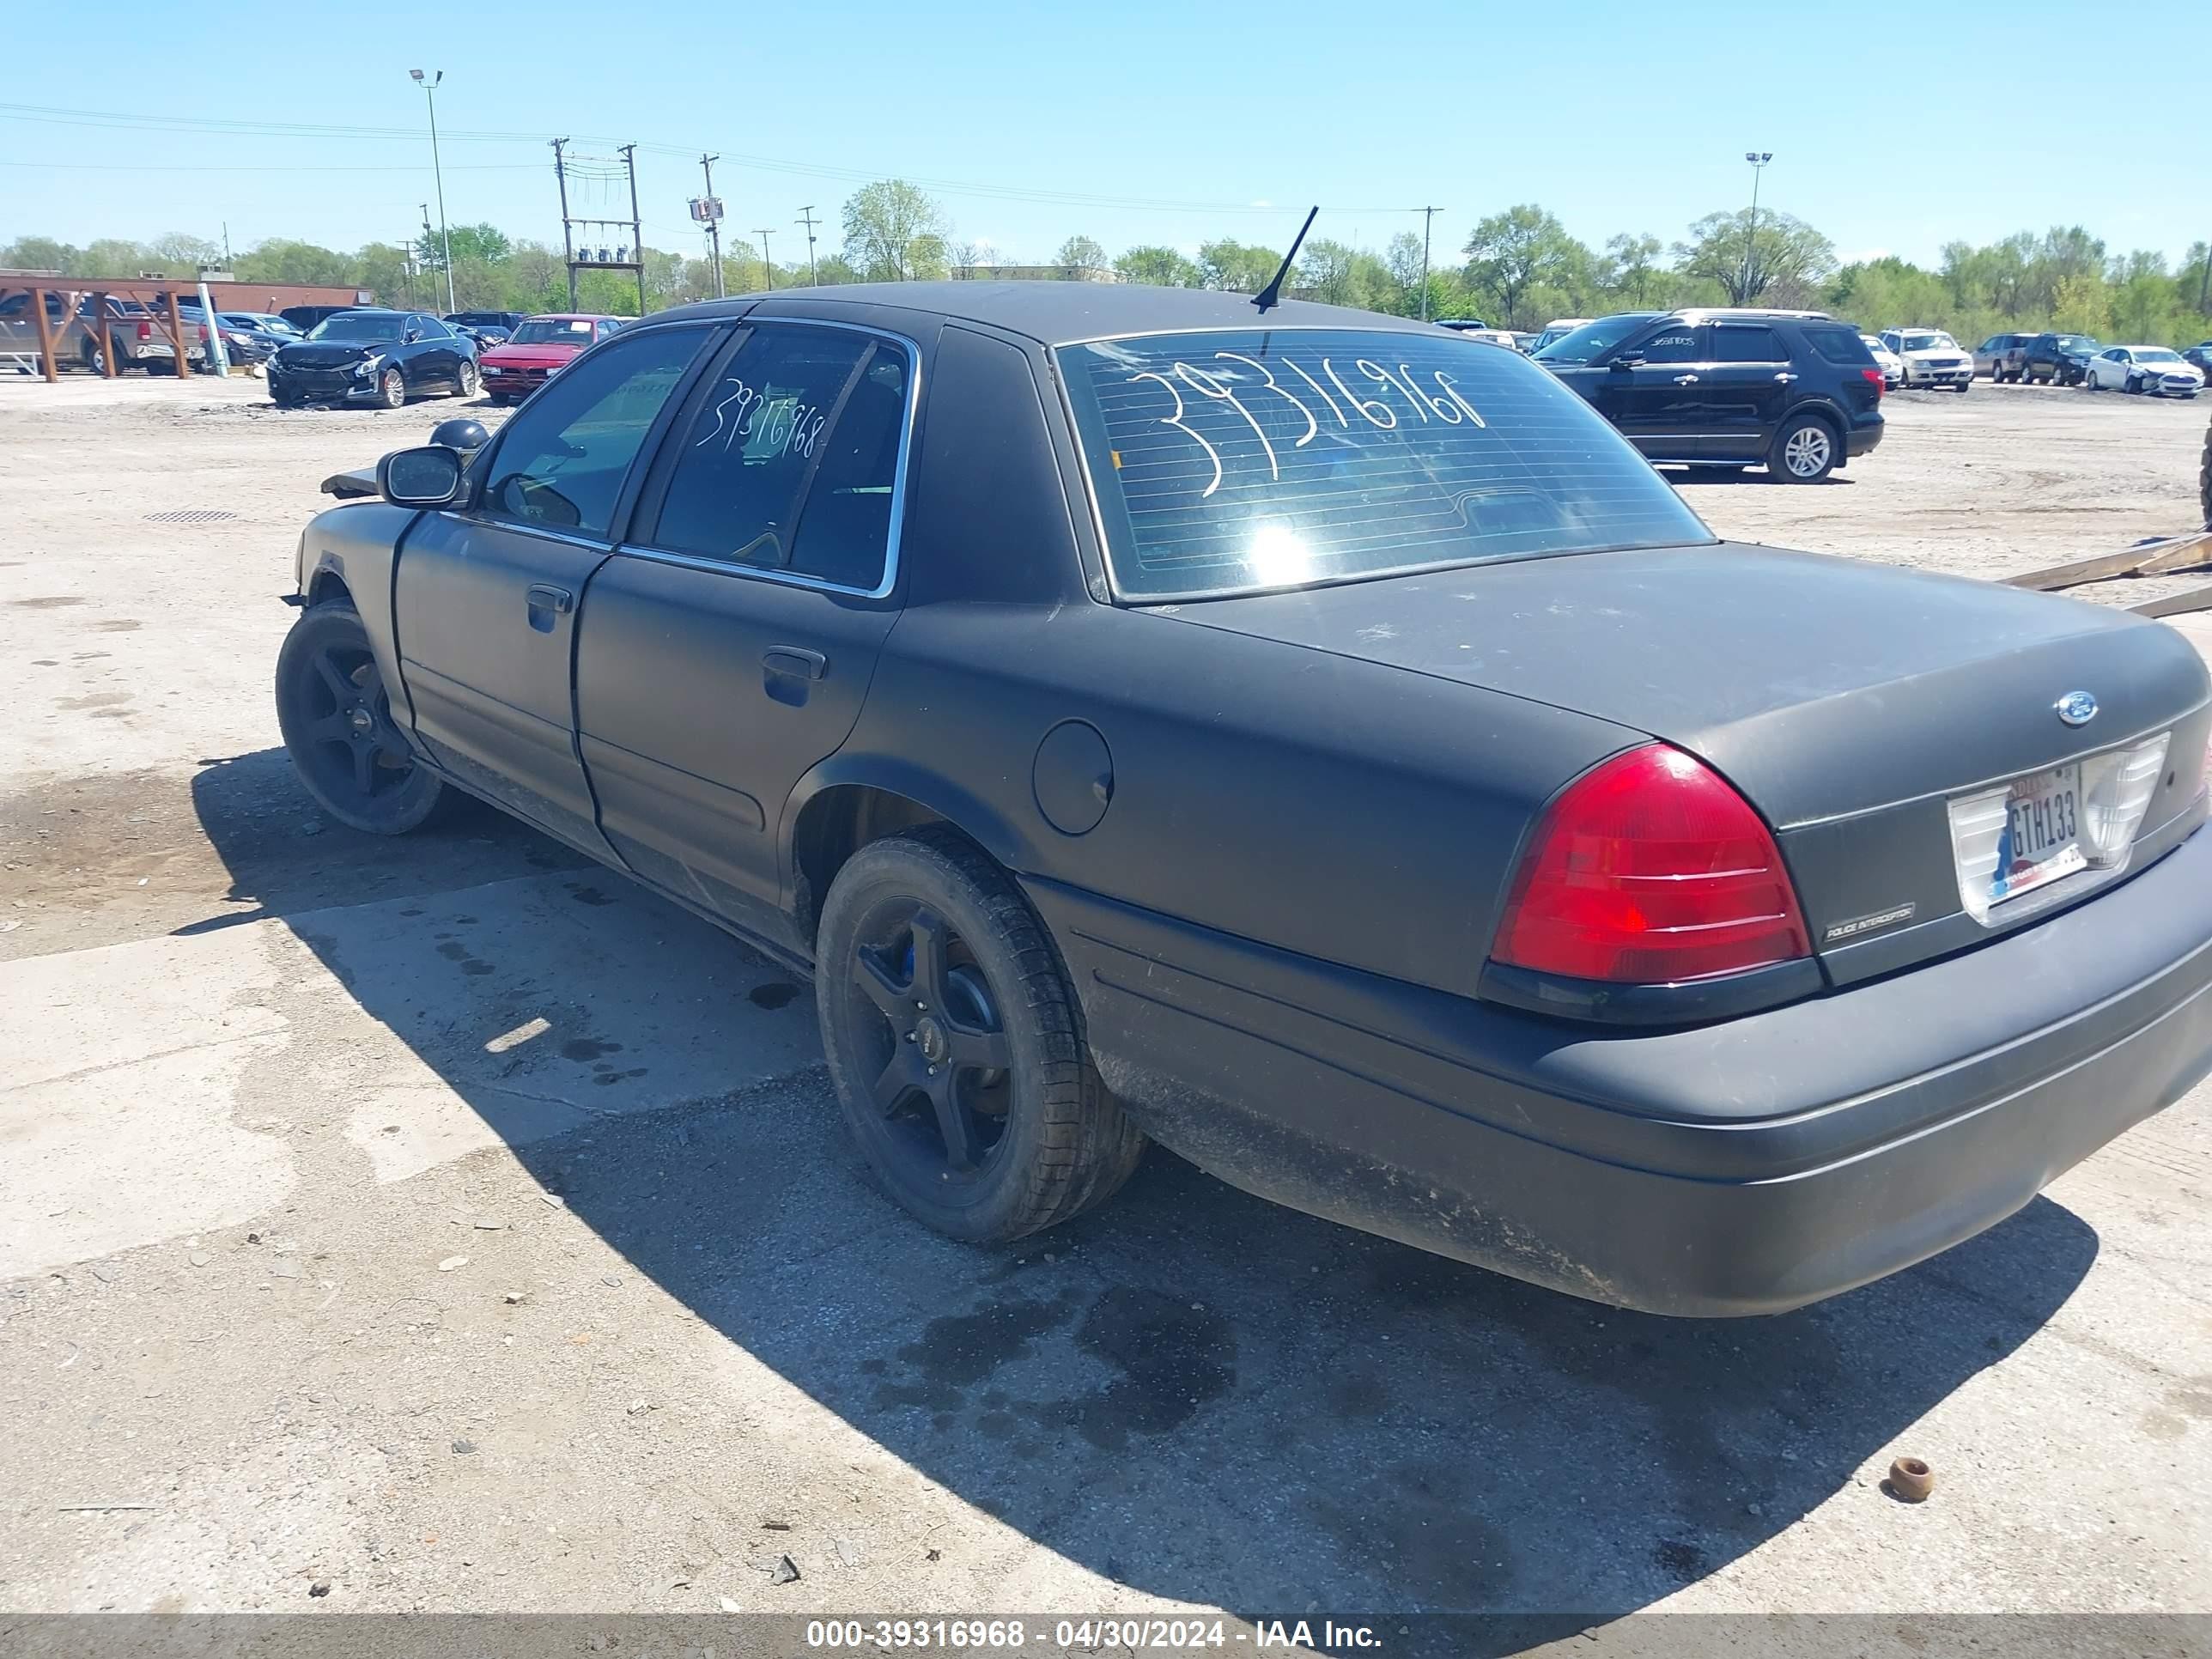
526,313 -> 621,322
648,281 -> 1438,347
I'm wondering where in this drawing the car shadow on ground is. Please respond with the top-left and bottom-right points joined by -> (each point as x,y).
191,750 -> 2100,1641
1665,468 -> 1854,489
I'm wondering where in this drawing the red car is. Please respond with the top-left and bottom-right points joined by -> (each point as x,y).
477,313 -> 624,406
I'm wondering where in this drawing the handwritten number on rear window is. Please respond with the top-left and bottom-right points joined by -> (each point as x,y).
1127,370 -> 1224,499
1126,349 -> 1488,499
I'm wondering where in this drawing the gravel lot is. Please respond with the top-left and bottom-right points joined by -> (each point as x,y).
2,371 -> 2208,1632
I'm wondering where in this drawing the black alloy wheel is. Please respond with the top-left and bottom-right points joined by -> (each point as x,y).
273,602 -> 443,835
816,830 -> 1146,1243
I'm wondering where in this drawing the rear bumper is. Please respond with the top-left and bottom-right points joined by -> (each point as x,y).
1844,418 -> 1884,459
1032,823 -> 2212,1316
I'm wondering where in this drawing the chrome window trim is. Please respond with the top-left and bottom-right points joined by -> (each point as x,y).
618,315 -> 921,602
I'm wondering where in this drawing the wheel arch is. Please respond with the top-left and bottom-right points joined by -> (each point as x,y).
782,760 -> 1037,946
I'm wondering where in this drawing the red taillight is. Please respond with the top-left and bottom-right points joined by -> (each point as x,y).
136,320 -> 152,341
1860,367 -> 1884,397
1493,745 -> 1811,984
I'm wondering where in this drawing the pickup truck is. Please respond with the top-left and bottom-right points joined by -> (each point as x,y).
0,290 -> 192,374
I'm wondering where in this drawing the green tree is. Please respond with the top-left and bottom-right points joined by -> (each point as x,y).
234,239 -> 356,286
2051,271 -> 2112,337
840,179 -> 951,282
1295,238 -> 1393,311
1195,238 -> 1279,293
1462,204 -> 1583,328
417,222 -> 512,271
1674,208 -> 1833,306
1115,244 -> 1200,287
1,235 -> 78,271
1602,233 -> 1663,306
79,238 -> 150,276
147,232 -> 222,270
1053,234 -> 1107,271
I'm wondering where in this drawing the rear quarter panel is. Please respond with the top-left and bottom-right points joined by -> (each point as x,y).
840,599 -> 1642,1000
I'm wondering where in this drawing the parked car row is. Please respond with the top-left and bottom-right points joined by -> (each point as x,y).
1971,331 -> 2203,396
258,307 -> 629,410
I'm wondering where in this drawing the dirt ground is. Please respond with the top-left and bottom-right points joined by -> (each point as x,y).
2,370 -> 2209,1635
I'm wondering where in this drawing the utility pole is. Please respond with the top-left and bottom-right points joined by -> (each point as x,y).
221,222 -> 232,265
421,203 -> 435,289
796,206 -> 820,285
1416,205 -> 1442,322
410,70 -> 456,313
622,144 -> 646,316
1741,151 -> 1773,305
552,139 -> 577,309
755,229 -> 775,290
698,154 -> 726,297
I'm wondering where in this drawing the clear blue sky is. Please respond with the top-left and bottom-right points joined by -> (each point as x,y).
4,0 -> 2203,272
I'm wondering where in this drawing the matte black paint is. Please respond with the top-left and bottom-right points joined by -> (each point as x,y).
289,282 -> 2212,1313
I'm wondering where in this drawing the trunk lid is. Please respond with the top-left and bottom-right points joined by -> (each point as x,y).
1158,543 -> 2210,977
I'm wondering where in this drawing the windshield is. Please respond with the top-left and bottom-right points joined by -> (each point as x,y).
1058,327 -> 1712,600
1900,331 -> 1957,351
308,313 -> 404,343
1860,335 -> 1890,352
1532,313 -> 1661,365
2051,335 -> 2096,350
2136,349 -> 2183,363
509,318 -> 597,346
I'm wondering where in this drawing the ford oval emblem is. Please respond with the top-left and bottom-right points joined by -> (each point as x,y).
2055,690 -> 2098,727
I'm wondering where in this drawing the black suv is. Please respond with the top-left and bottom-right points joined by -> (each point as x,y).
2020,332 -> 2101,386
1531,308 -> 1883,482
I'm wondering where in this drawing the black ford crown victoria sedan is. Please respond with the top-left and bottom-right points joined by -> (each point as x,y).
278,283 -> 2212,1316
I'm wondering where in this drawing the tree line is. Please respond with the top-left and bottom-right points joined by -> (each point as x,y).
7,184 -> 2208,346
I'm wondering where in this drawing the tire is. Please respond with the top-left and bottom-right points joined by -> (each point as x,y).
273,601 -> 444,836
816,827 -> 1146,1243
1769,414 -> 1838,483
376,367 -> 406,409
80,340 -> 106,376
1954,380 -> 1970,394
2126,374 -> 2143,395
489,392 -> 512,408
455,360 -> 479,399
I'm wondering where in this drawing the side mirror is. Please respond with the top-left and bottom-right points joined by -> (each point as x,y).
1610,349 -> 1644,369
379,445 -> 465,508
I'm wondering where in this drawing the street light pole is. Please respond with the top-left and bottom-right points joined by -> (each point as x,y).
410,69 -> 456,314
1741,151 -> 1772,304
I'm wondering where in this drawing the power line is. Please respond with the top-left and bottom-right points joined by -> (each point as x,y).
0,100 -> 1430,218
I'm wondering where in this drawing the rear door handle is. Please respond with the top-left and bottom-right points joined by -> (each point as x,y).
763,646 -> 828,681
1673,374 -> 1699,385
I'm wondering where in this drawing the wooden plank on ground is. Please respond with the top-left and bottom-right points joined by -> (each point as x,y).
2005,532 -> 2212,592
2130,583 -> 2212,619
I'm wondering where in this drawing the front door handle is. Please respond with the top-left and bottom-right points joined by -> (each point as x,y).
763,646 -> 828,681
1773,371 -> 1797,383
1673,374 -> 1699,385
524,583 -> 574,634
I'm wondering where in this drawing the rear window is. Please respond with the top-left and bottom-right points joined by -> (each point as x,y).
1807,326 -> 1876,366
1058,327 -> 1713,600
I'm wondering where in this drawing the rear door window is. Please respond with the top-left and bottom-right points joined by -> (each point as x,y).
645,324 -> 913,592
1711,324 -> 1785,363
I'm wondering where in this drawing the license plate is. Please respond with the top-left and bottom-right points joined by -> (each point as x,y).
1992,764 -> 2085,903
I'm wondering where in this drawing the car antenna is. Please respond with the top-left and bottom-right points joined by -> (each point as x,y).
1252,206 -> 1319,315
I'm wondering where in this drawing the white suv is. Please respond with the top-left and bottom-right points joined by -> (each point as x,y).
1880,327 -> 1973,392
